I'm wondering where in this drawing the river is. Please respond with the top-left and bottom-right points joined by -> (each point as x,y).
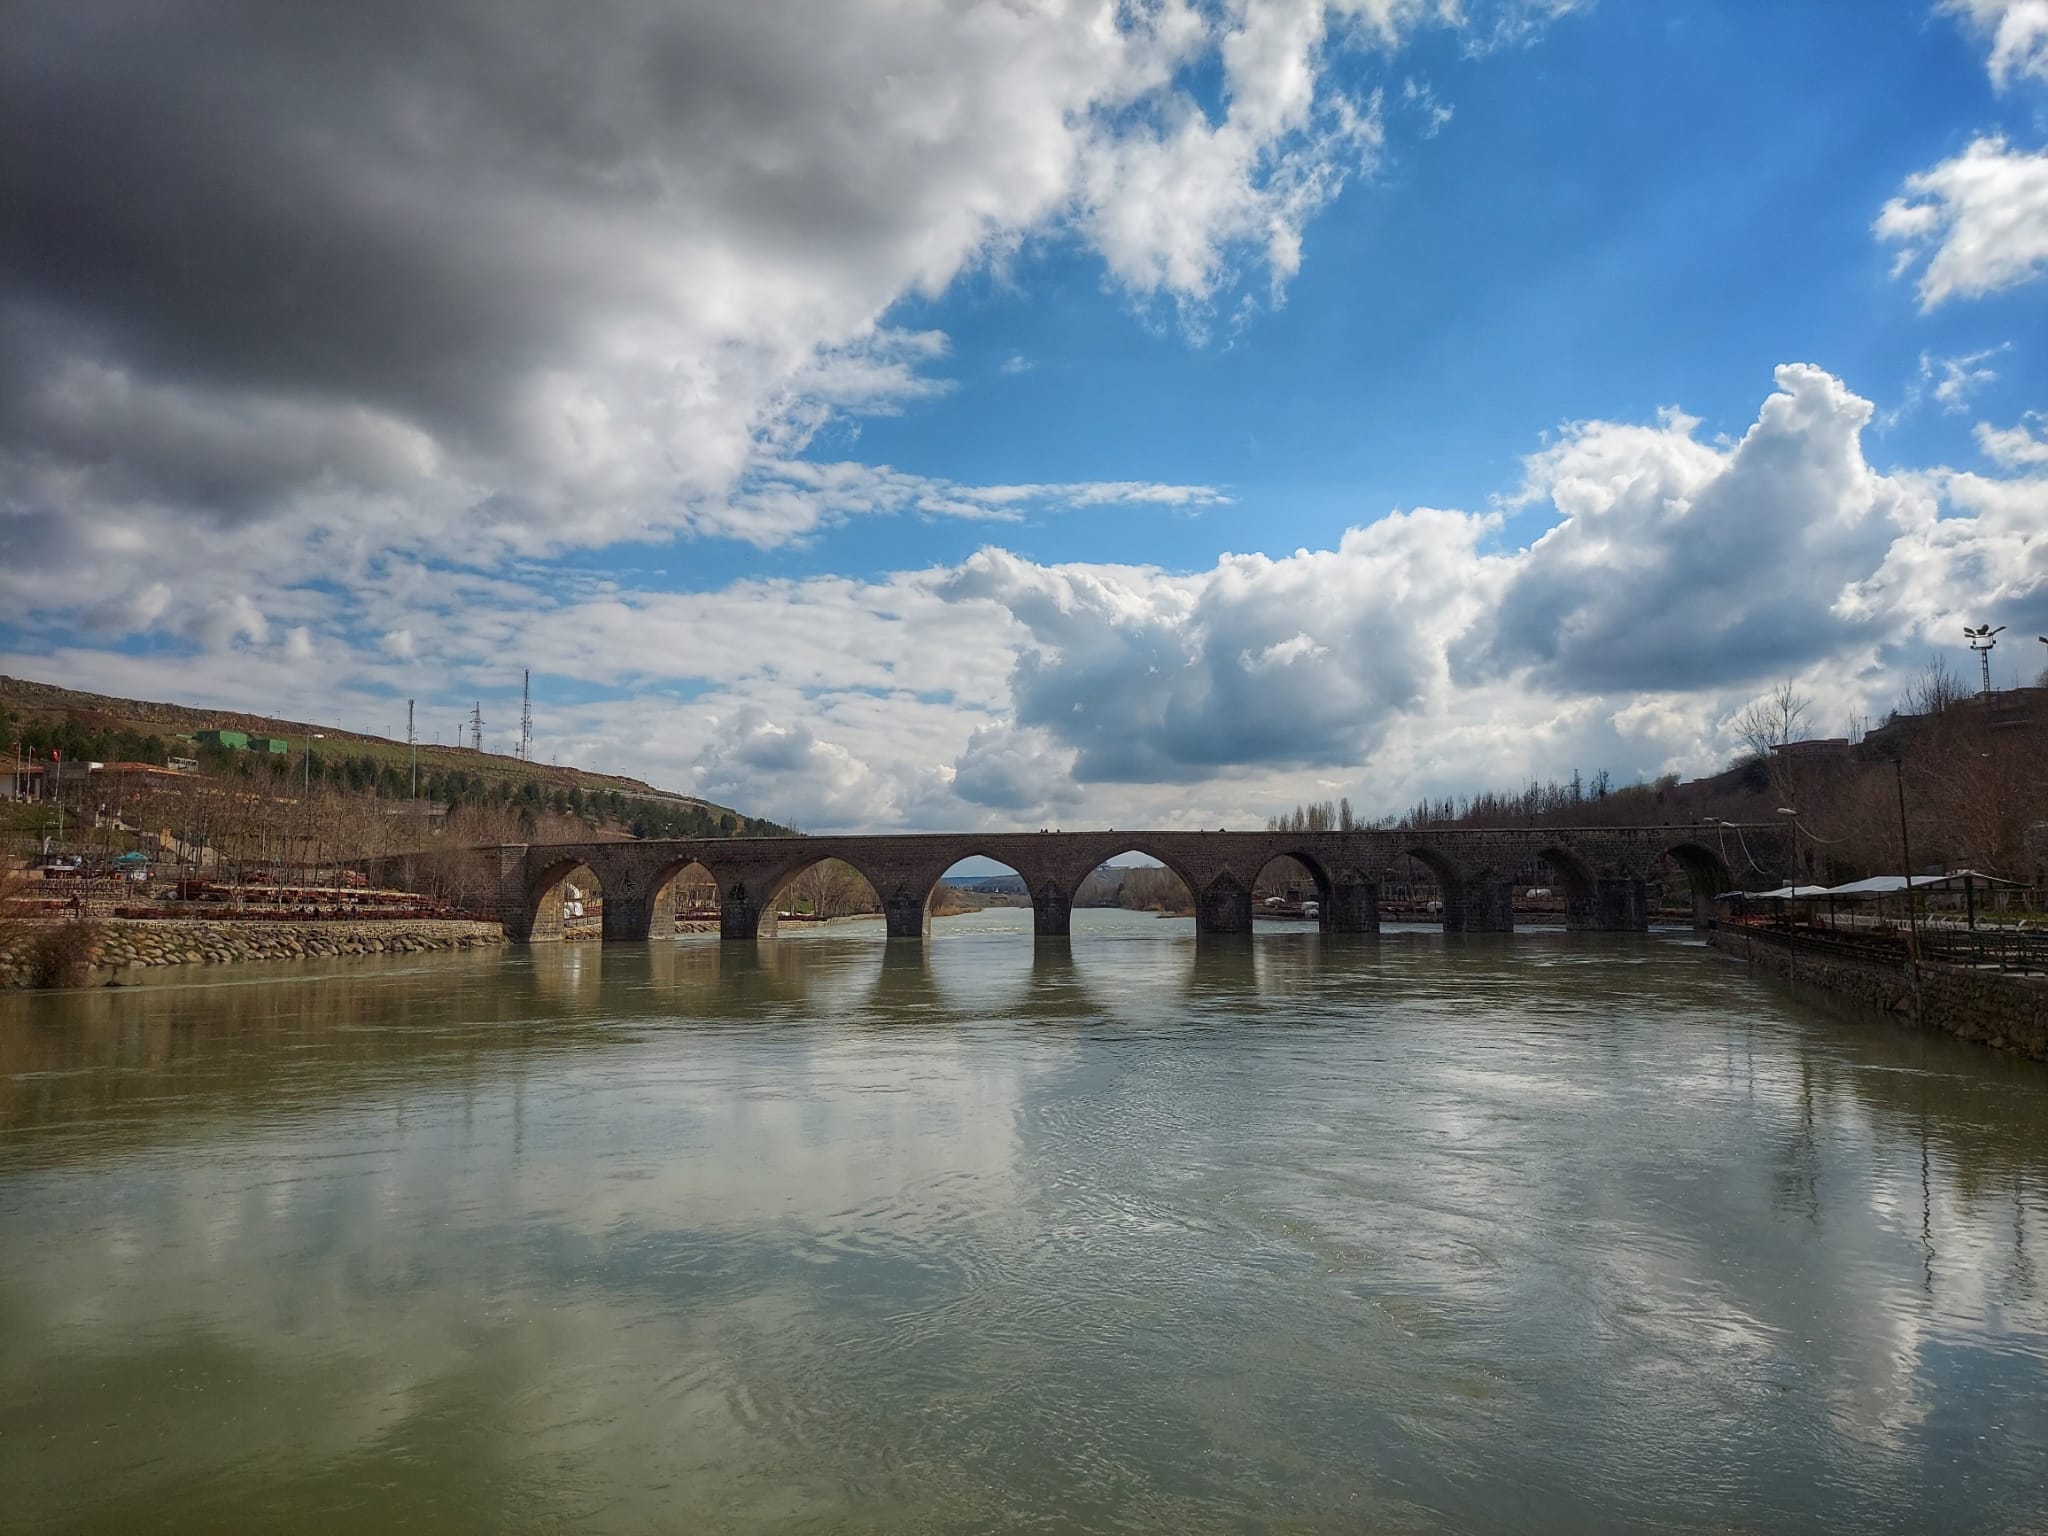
3,908 -> 2045,1533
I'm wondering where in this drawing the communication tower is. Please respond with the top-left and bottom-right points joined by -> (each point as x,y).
469,701 -> 484,752
519,669 -> 533,763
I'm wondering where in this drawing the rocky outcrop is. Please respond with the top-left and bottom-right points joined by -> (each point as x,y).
0,918 -> 505,989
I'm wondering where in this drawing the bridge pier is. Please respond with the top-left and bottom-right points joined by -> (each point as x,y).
1032,881 -> 1073,937
882,882 -> 932,941
1566,875 -> 1649,933
508,902 -> 557,943
720,881 -> 776,941
600,867 -> 679,941
1451,878 -> 1516,933
599,890 -> 682,941
498,846 -> 546,943
1196,872 -> 1254,936
600,892 -> 654,942
1691,885 -> 1717,930
1324,872 -> 1380,934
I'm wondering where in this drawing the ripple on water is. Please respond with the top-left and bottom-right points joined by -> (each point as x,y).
2,922 -> 2047,1534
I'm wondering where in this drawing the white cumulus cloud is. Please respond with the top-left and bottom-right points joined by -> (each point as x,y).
1975,411 -> 2048,466
1875,136 -> 2048,307
1943,0 -> 2048,90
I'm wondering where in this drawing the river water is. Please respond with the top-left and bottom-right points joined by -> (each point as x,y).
3,908 -> 2046,1534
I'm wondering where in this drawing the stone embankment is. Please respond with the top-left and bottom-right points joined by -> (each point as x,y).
0,918 -> 505,989
1709,925 -> 2048,1062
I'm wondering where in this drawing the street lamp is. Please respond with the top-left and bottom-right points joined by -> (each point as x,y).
1776,805 -> 1803,878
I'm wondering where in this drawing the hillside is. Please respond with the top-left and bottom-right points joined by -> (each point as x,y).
0,673 -> 785,837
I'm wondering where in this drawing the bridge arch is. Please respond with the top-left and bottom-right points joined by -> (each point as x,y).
1399,846 -> 1464,929
1534,843 -> 1598,896
641,854 -> 719,940
761,855 -> 888,939
1534,843 -> 1655,932
1251,849 -> 1334,929
1058,839 -> 1204,907
1063,845 -> 1199,935
925,851 -> 1042,933
518,855 -> 603,944
1394,845 -> 1517,932
1661,839 -> 1732,928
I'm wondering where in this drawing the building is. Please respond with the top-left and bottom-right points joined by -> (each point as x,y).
196,729 -> 249,750
2,762 -> 46,800
247,736 -> 290,755
1769,738 -> 1851,759
94,762 -> 198,789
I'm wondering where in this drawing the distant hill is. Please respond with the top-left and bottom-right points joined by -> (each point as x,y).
0,673 -> 787,836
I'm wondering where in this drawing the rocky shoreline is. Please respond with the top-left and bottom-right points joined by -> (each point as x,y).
0,918 -> 506,990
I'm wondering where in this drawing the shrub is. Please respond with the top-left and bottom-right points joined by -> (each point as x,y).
26,920 -> 101,989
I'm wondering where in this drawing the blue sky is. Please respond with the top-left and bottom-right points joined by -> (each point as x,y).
3,0 -> 2046,830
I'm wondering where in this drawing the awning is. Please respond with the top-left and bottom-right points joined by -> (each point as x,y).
1820,875 -> 1949,897
1913,869 -> 2025,890
1720,885 -> 1832,901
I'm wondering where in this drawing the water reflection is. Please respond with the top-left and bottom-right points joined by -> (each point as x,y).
3,912 -> 2046,1534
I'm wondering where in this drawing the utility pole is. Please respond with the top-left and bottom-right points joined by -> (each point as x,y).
1893,756 -> 1922,966
407,699 -> 417,800
519,669 -> 533,763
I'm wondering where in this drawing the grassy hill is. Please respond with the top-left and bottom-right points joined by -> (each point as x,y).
0,674 -> 788,839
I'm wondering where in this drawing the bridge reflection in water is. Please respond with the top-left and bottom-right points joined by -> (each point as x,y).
496,825 -> 1792,944
8,920 -> 2046,1534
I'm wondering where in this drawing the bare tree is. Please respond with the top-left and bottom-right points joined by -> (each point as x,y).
1904,654 -> 1966,717
1733,680 -> 1813,764
1732,680 -> 1813,810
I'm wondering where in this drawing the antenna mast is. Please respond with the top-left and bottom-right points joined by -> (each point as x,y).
519,669 -> 533,763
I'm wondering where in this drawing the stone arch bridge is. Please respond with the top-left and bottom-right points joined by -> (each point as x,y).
495,825 -> 1790,943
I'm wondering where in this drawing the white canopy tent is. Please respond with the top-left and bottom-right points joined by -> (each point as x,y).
1820,875 -> 1947,897
1820,870 -> 2026,930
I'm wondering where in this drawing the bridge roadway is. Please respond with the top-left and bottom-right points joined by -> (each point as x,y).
497,824 -> 1790,943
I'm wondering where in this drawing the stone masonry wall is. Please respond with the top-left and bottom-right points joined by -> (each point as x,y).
502,825 -> 1790,943
1709,926 -> 2048,1062
0,918 -> 505,990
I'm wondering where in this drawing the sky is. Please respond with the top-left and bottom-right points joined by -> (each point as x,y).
3,0 -> 2047,833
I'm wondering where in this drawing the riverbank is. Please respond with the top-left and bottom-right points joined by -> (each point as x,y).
1708,923 -> 2048,1061
0,917 -> 506,989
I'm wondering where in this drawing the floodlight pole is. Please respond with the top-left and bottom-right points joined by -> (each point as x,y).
1965,623 -> 2003,695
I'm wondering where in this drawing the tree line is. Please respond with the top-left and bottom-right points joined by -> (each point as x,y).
1262,654 -> 2047,884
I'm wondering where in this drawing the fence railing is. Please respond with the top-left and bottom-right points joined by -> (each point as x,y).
1725,917 -> 2048,976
